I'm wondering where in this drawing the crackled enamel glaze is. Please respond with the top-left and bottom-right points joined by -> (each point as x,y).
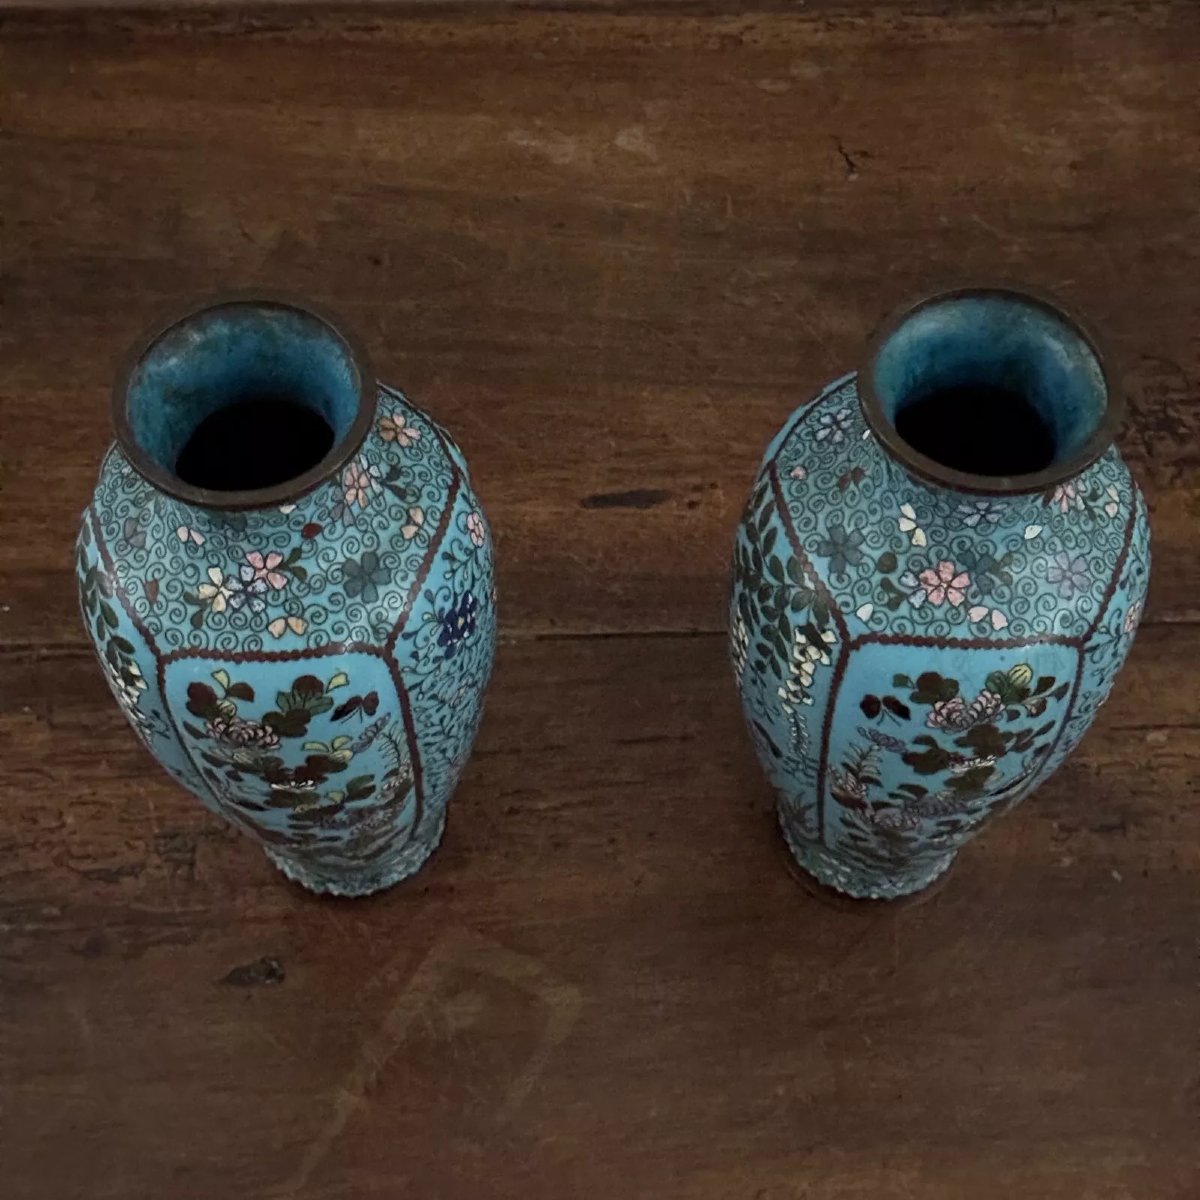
78,306 -> 495,896
731,296 -> 1149,899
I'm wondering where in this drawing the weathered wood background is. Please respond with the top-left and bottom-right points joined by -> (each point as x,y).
1,3 -> 1198,1197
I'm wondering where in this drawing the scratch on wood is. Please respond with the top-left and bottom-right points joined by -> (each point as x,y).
272,927 -> 581,1197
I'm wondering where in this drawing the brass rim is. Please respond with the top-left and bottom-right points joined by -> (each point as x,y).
112,291 -> 377,512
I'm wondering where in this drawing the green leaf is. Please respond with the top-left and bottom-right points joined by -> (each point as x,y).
211,669 -> 231,691
308,695 -> 335,716
892,674 -> 913,688
876,551 -> 898,574
947,764 -> 996,794
289,564 -> 308,583
899,739 -> 951,777
785,559 -> 806,587
954,723 -> 1010,758
763,527 -> 778,556
345,774 -> 376,802
756,500 -> 772,535
1034,676 -> 1056,695
100,601 -> 119,630
264,708 -> 311,738
327,672 -> 349,691
190,610 -> 205,631
911,672 -> 959,705
985,671 -> 1019,704
292,675 -> 324,698
111,635 -> 135,655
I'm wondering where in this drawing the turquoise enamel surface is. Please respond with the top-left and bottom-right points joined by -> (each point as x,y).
731,370 -> 1150,900
77,380 -> 496,896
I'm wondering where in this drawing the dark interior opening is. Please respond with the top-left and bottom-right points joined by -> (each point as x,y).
174,395 -> 335,492
893,384 -> 1057,477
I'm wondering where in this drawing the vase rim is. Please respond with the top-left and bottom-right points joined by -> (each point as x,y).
857,283 -> 1122,497
112,290 -> 378,512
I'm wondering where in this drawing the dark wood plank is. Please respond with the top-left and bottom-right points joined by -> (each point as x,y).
1,2 -> 1198,643
1,5 -> 1198,1198
1,627 -> 1198,1199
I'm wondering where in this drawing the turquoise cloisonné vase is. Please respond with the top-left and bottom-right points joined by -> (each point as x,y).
77,297 -> 496,896
730,287 -> 1150,899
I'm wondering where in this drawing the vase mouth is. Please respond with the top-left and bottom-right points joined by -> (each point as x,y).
858,285 -> 1120,496
113,292 -> 377,511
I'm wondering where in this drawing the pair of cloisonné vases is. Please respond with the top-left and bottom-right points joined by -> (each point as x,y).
79,289 -> 1149,900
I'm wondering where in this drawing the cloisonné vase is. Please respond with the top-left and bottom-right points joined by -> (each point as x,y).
77,296 -> 496,895
730,287 -> 1150,899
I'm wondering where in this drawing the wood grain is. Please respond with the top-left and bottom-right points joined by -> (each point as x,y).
0,4 -> 1198,1197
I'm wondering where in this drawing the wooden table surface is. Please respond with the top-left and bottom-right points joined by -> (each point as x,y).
2,3 -> 1198,1197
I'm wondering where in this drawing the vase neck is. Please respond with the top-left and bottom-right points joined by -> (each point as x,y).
858,286 -> 1117,499
114,295 -> 375,512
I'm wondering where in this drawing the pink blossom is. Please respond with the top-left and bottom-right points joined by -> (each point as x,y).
246,550 -> 287,590
918,560 -> 970,607
927,697 -> 968,729
379,411 -> 421,447
466,511 -> 487,548
342,461 -> 376,509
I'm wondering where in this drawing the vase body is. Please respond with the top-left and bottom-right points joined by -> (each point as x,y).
730,290 -> 1150,899
76,298 -> 496,895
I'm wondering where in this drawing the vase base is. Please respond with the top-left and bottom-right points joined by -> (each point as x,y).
778,816 -> 956,905
264,817 -> 445,897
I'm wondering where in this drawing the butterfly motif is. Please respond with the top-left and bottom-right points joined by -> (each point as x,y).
267,615 -> 307,638
897,503 -> 927,547
176,525 -> 205,546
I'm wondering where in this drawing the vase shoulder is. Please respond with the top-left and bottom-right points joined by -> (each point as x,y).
752,374 -> 1146,646
88,384 -> 484,655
